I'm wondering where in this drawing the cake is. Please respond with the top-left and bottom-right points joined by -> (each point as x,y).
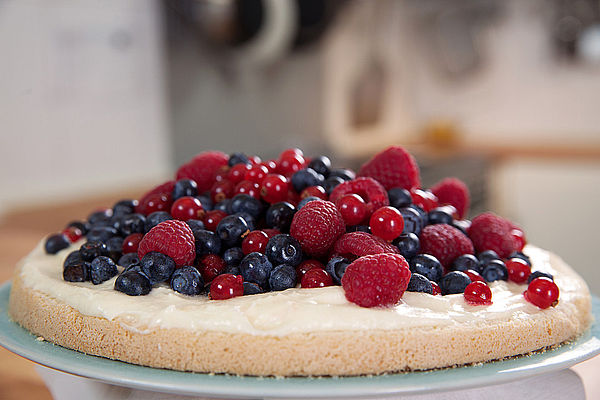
8,146 -> 593,376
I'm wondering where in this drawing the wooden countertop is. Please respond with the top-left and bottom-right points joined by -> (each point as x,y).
1,191 -> 599,399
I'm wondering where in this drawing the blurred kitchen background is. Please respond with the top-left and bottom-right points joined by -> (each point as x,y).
1,0 -> 600,292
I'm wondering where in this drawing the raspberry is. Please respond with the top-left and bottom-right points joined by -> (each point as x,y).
331,231 -> 399,261
176,151 -> 229,193
419,224 -> 474,268
341,253 -> 411,308
430,177 -> 470,219
468,212 -> 520,258
289,200 -> 345,258
138,220 -> 195,266
136,181 -> 175,215
329,177 -> 389,216
357,146 -> 420,190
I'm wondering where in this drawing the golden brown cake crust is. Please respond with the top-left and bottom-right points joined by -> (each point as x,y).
8,267 -> 591,377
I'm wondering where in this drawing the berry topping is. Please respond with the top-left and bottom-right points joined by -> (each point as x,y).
301,268 -> 333,288
431,281 -> 442,296
430,177 -> 470,219
89,256 -> 118,285
358,146 -> 420,190
170,196 -> 205,222
140,252 -> 176,284
115,270 -> 152,296
289,199 -> 346,258
451,254 -> 480,273
269,264 -> 297,291
197,254 -> 226,282
243,281 -> 265,295
427,207 -> 455,225
63,261 -> 90,282
296,259 -> 324,281
336,194 -> 368,226
419,224 -> 474,268
193,229 -> 222,256
172,179 -> 199,201
260,174 -> 289,204
210,274 -> 244,300
242,230 -> 269,254
176,151 -> 229,193
341,253 -> 411,308
239,252 -> 274,288
291,168 -> 324,193
464,281 -> 492,305
528,271 -> 554,284
203,210 -> 227,232
265,202 -> 296,232
118,253 -> 140,269
137,220 -> 196,267
393,233 -> 420,260
136,181 -> 175,216
325,256 -> 351,285
439,271 -> 472,295
45,234 -> 70,255
506,258 -> 531,284
481,259 -> 509,282
407,273 -> 433,294
409,254 -> 443,283
369,206 -> 405,241
524,277 -> 559,309
144,211 -> 172,233
80,241 -> 109,261
307,156 -> 331,177
62,226 -> 83,243
388,187 -> 413,209
216,215 -> 250,248
468,212 -> 521,258
464,269 -> 485,283
331,231 -> 399,260
265,234 -> 303,267
329,177 -> 389,216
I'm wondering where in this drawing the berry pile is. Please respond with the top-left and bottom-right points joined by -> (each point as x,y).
47,146 -> 559,309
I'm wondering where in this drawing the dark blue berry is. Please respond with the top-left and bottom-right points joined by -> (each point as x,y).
140,252 -> 176,284
234,212 -> 256,231
478,250 -> 500,264
440,271 -> 471,295
170,266 -> 204,295
67,220 -> 89,235
63,261 -> 90,282
172,179 -> 198,200
407,273 -> 433,294
307,156 -> 331,177
45,234 -> 70,254
115,270 -> 152,296
86,226 -> 119,243
223,264 -> 240,275
291,168 -> 324,193
88,209 -> 113,226
64,251 -> 83,268
329,168 -> 355,181
80,241 -> 108,261
228,152 -> 249,166
90,256 -> 118,285
323,176 -> 345,194
325,256 -> 350,285
243,281 -> 264,295
105,236 -> 124,261
297,196 -> 320,209
393,233 -> 420,260
239,252 -> 273,288
452,254 -> 481,273
228,194 -> 263,220
269,264 -> 297,291
194,229 -> 221,256
223,247 -> 244,267
118,253 -> 140,268
452,219 -> 471,234
410,254 -> 443,283
124,264 -> 144,274
195,195 -> 213,211
399,207 -> 424,235
265,202 -> 296,232
528,271 -> 553,284
216,215 -> 249,248
112,199 -> 137,216
144,211 -> 172,233
116,213 -> 146,236
186,219 -> 205,235
346,225 -> 371,233
508,251 -> 531,266
427,208 -> 454,225
481,260 -> 508,282
214,199 -> 231,213
265,234 -> 303,267
388,188 -> 412,209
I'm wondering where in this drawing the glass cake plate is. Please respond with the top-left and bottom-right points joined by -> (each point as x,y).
1,281 -> 599,399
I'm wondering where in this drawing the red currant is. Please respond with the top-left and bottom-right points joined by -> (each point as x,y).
506,258 -> 531,284
260,174 -> 289,204
277,154 -> 306,176
511,229 -> 527,251
244,164 -> 269,184
369,206 -> 404,241
410,189 -> 438,212
61,226 -> 83,242
242,230 -> 270,254
336,194 -> 368,226
203,210 -> 227,232
262,228 -> 281,239
210,274 -> 244,300
260,160 -> 278,173
138,192 -> 172,215
210,180 -> 235,203
248,155 -> 261,165
300,185 -> 327,200
286,188 -> 301,206
296,260 -> 324,281
198,254 -> 226,282
213,166 -> 229,182
464,269 -> 485,283
464,281 -> 493,305
122,233 -> 143,254
234,180 -> 261,200
431,281 -> 441,296
279,148 -> 304,159
524,277 -> 559,309
301,268 -> 333,288
227,163 -> 251,184
170,196 -> 205,221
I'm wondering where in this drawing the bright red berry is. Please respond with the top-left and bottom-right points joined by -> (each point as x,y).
245,164 -> 270,184
331,231 -> 399,261
369,206 -> 404,241
203,210 -> 227,232
210,180 -> 235,203
260,174 -> 289,204
410,189 -> 438,212
336,194 -> 368,226
419,224 -> 474,268
138,220 -> 195,266
358,146 -> 421,190
122,233 -> 143,254
248,155 -> 261,165
468,212 -> 521,258
430,177 -> 470,219
198,254 -> 226,282
277,153 -> 306,176
210,274 -> 244,300
62,226 -> 83,242
242,230 -> 270,254
280,148 -> 304,159
170,196 -> 205,221
431,281 -> 441,296
464,269 -> 485,283
301,268 -> 333,288
290,199 -> 346,258
464,281 -> 493,305
260,160 -> 278,173
301,185 -> 328,200
228,163 -> 251,184
329,177 -> 389,216
262,228 -> 281,239
524,277 -> 559,309
176,151 -> 229,192
234,180 -> 261,199
137,192 -> 172,216
511,229 -> 527,251
507,258 -> 531,284
296,259 -> 325,281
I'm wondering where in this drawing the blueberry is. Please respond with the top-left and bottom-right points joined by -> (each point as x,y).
265,202 -> 296,232
214,199 -> 231,213
195,195 -> 213,211
144,211 -> 172,233
265,234 -> 303,267
112,199 -> 138,216
452,219 -> 471,234
223,247 -> 244,267
234,212 -> 256,231
528,271 -> 554,284
118,253 -> 140,268
90,256 -> 118,285
194,229 -> 221,256
297,196 -> 320,209
269,264 -> 297,291
393,233 -> 420,260
140,252 -> 176,284
481,260 -> 508,282
407,273 -> 433,294
478,250 -> 500,264
399,207 -> 424,235
291,168 -> 324,193
186,219 -> 205,235
243,281 -> 264,295
67,220 -> 90,235
88,209 -> 113,226
80,241 -> 109,261
124,264 -> 144,274
427,208 -> 453,225
86,226 -> 119,243
239,252 -> 274,288
223,264 -> 241,275
452,254 -> 481,273
346,225 -> 371,233
64,251 -> 83,269
44,234 -> 70,254
329,168 -> 355,181
105,236 -> 124,261
325,256 -> 350,285
115,270 -> 152,296
63,261 -> 90,282
308,156 -> 331,177
172,179 -> 198,200
440,271 -> 471,295
170,266 -> 204,295
228,152 -> 249,166
228,194 -> 263,220
388,188 -> 412,209
508,251 -> 531,266
216,215 -> 249,248
410,254 -> 443,283
323,176 -> 345,194
116,213 -> 146,236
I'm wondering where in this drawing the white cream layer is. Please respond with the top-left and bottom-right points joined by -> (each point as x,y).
17,242 -> 589,336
